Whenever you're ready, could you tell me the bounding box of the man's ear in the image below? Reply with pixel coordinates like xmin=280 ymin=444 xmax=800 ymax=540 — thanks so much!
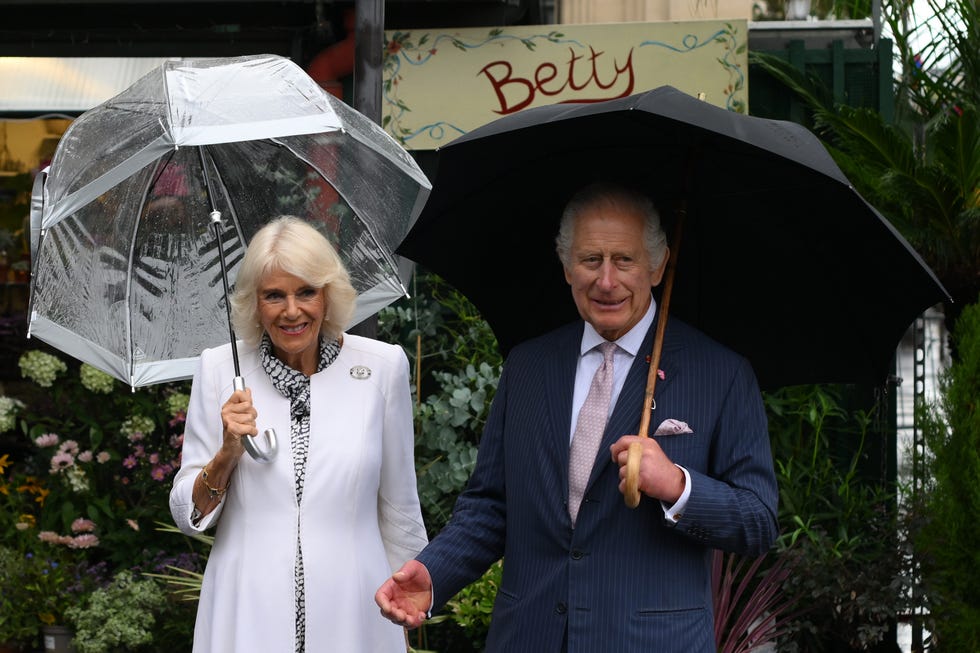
xmin=650 ymin=247 xmax=670 ymax=287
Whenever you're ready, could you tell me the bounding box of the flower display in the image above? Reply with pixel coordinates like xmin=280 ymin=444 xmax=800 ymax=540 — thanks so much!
xmin=0 ymin=347 xmax=205 ymax=649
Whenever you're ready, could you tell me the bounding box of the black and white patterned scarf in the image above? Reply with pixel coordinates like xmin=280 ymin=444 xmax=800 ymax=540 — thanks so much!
xmin=259 ymin=333 xmax=341 ymax=653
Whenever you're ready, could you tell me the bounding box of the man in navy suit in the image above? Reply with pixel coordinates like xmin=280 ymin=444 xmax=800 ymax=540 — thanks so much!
xmin=376 ymin=182 xmax=779 ymax=652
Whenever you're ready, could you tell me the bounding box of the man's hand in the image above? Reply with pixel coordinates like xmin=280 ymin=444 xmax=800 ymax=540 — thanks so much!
xmin=375 ymin=559 xmax=433 ymax=629
xmin=610 ymin=435 xmax=685 ymax=503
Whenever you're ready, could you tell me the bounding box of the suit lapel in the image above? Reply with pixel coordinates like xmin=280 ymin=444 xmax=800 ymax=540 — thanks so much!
xmin=539 ymin=323 xmax=582 ymax=471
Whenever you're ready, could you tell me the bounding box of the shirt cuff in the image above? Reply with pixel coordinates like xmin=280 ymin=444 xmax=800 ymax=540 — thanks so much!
xmin=661 ymin=464 xmax=691 ymax=524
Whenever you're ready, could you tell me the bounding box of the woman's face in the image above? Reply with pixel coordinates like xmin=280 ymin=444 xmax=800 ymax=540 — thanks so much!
xmin=257 ymin=268 xmax=327 ymax=375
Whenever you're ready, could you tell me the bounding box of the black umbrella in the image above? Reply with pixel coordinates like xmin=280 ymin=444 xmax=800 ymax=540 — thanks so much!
xmin=398 ymin=85 xmax=949 ymax=393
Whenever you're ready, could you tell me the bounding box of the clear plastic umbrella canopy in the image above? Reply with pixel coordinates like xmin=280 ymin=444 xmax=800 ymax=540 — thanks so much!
xmin=29 ymin=54 xmax=430 ymax=388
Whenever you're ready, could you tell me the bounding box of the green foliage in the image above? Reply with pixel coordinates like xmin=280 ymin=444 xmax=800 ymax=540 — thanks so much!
xmin=750 ymin=0 xmax=980 ymax=330
xmin=65 ymin=570 xmax=167 ymax=653
xmin=764 ymin=385 xmax=907 ymax=651
xmin=444 ymin=558 xmax=503 ymax=651
xmin=0 ymin=544 xmax=42 ymax=648
xmin=378 ymin=270 xmax=502 ymax=536
xmin=912 ymin=298 xmax=980 ymax=650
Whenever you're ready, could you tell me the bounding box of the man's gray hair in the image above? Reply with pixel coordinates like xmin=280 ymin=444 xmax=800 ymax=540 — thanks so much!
xmin=554 ymin=181 xmax=668 ymax=270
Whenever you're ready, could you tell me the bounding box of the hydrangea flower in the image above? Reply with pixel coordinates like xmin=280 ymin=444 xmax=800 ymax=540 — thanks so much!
xmin=80 ymin=364 xmax=116 ymax=394
xmin=18 ymin=350 xmax=68 ymax=388
xmin=166 ymin=392 xmax=190 ymax=416
xmin=120 ymin=415 xmax=155 ymax=440
xmin=0 ymin=395 xmax=25 ymax=432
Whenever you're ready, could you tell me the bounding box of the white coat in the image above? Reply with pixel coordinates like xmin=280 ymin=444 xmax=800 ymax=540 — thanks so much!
xmin=170 ymin=334 xmax=428 ymax=652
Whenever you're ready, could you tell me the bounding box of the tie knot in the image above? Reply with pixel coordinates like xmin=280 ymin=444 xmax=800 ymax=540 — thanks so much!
xmin=598 ymin=341 xmax=617 ymax=362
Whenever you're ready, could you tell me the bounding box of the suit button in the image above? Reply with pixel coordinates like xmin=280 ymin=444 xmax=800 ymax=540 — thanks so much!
xmin=555 ymin=602 xmax=567 ymax=615
xmin=571 ymin=550 xmax=584 ymax=560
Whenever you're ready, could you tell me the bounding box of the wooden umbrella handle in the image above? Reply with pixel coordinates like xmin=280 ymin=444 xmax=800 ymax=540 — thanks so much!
xmin=624 ymin=204 xmax=684 ymax=508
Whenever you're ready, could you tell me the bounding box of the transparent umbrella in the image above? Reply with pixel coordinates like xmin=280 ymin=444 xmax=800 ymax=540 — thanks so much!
xmin=29 ymin=54 xmax=429 ymax=388
xmin=28 ymin=54 xmax=431 ymax=461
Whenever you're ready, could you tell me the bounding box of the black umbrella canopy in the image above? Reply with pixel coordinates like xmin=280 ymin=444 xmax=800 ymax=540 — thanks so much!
xmin=398 ymin=86 xmax=950 ymax=390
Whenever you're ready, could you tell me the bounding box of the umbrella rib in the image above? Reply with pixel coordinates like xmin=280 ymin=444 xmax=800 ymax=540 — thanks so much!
xmin=272 ymin=137 xmax=408 ymax=298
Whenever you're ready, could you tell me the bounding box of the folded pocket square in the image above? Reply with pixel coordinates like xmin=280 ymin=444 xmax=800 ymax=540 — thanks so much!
xmin=654 ymin=419 xmax=693 ymax=436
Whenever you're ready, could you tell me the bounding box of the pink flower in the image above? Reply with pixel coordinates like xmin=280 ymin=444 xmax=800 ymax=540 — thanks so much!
xmin=38 ymin=530 xmax=59 ymax=543
xmin=149 ymin=452 xmax=160 ymax=464
xmin=122 ymin=455 xmax=138 ymax=469
xmin=77 ymin=450 xmax=93 ymax=463
xmin=169 ymin=411 xmax=186 ymax=428
xmin=59 ymin=440 xmax=80 ymax=455
xmin=35 ymin=433 xmax=60 ymax=447
xmin=69 ymin=534 xmax=99 ymax=549
xmin=50 ymin=451 xmax=75 ymax=473
xmin=150 ymin=465 xmax=167 ymax=481
xmin=38 ymin=530 xmax=71 ymax=545
xmin=96 ymin=451 xmax=111 ymax=464
xmin=71 ymin=518 xmax=97 ymax=533
xmin=128 ymin=432 xmax=145 ymax=442
xmin=133 ymin=445 xmax=146 ymax=458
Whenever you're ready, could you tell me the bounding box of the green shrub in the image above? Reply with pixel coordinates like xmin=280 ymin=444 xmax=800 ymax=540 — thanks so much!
xmin=912 ymin=298 xmax=980 ymax=650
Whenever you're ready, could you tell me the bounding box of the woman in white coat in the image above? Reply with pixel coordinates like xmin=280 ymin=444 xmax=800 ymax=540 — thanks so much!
xmin=170 ymin=216 xmax=427 ymax=653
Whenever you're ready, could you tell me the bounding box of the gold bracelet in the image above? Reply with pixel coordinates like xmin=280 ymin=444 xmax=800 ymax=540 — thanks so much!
xmin=201 ymin=465 xmax=228 ymax=501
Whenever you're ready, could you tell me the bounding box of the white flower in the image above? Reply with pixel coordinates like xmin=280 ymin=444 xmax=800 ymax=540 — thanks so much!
xmin=0 ymin=395 xmax=25 ymax=432
xmin=120 ymin=414 xmax=156 ymax=439
xmin=18 ymin=350 xmax=68 ymax=387
xmin=80 ymin=363 xmax=116 ymax=394
xmin=166 ymin=392 xmax=190 ymax=416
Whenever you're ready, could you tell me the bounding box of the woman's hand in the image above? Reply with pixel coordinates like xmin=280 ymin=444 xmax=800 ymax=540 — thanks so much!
xmin=220 ymin=387 xmax=257 ymax=456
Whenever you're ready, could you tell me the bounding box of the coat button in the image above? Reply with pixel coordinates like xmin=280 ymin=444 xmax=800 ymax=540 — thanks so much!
xmin=555 ymin=602 xmax=567 ymax=615
xmin=571 ymin=549 xmax=584 ymax=560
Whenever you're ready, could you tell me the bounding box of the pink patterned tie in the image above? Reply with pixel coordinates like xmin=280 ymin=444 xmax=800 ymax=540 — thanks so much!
xmin=568 ymin=341 xmax=616 ymax=524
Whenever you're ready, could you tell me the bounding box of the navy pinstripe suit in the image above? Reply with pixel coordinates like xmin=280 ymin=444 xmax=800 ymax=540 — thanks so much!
xmin=417 ymin=314 xmax=779 ymax=653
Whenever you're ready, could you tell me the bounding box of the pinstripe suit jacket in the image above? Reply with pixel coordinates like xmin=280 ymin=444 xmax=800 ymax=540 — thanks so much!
xmin=417 ymin=315 xmax=779 ymax=653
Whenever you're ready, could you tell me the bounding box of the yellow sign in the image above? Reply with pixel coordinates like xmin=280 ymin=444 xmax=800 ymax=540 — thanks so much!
xmin=383 ymin=20 xmax=748 ymax=150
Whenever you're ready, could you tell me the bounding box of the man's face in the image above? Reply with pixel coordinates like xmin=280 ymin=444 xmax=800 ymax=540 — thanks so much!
xmin=563 ymin=201 xmax=667 ymax=341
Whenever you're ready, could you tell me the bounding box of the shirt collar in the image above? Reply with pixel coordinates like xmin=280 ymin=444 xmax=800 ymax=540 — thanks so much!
xmin=579 ymin=295 xmax=657 ymax=357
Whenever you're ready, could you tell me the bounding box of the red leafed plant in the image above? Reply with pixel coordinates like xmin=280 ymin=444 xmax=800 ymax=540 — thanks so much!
xmin=712 ymin=544 xmax=809 ymax=653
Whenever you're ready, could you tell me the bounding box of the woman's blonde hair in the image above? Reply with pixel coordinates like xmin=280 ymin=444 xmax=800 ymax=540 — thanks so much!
xmin=230 ymin=216 xmax=357 ymax=347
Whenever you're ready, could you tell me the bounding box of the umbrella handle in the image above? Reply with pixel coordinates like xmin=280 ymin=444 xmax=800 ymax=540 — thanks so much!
xmin=624 ymin=200 xmax=686 ymax=508
xmin=234 ymin=377 xmax=278 ymax=463
xmin=624 ymin=441 xmax=644 ymax=508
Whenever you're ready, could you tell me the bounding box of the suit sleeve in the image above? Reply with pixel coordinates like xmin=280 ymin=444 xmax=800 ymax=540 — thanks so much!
xmin=671 ymin=358 xmax=779 ymax=556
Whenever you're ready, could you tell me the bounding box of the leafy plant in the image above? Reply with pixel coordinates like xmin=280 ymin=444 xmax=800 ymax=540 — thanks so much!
xmin=65 ymin=570 xmax=167 ymax=653
xmin=750 ymin=0 xmax=980 ymax=337
xmin=764 ymin=385 xmax=908 ymax=651
xmin=378 ymin=271 xmax=501 ymax=535
xmin=910 ymin=296 xmax=980 ymax=649
xmin=0 ymin=544 xmax=41 ymax=648
xmin=712 ymin=546 xmax=808 ymax=653
xmin=443 ymin=558 xmax=503 ymax=651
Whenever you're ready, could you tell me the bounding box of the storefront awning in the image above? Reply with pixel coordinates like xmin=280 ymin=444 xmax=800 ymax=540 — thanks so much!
xmin=0 ymin=57 xmax=182 ymax=114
